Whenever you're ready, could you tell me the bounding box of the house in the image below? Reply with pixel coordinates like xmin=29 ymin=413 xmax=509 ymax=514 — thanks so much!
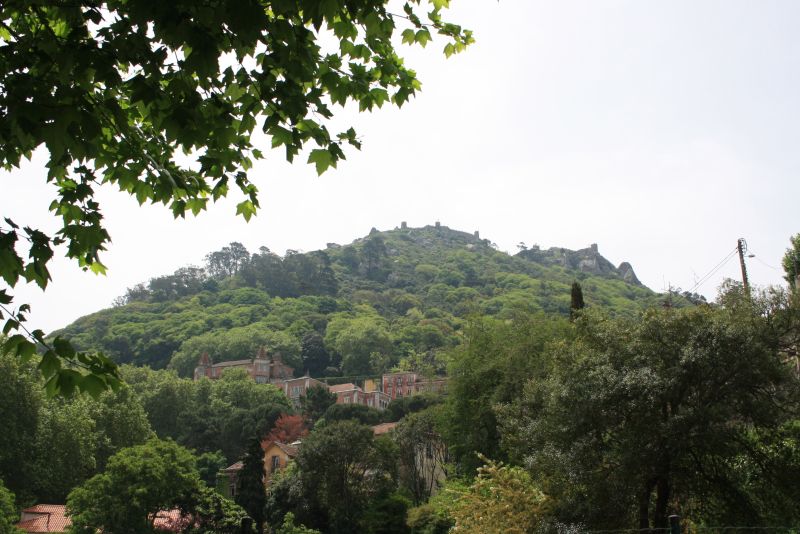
xmin=362 ymin=390 xmax=391 ymax=410
xmin=16 ymin=505 xmax=197 ymax=533
xmin=218 ymin=441 xmax=300 ymax=498
xmin=278 ymin=376 xmax=328 ymax=407
xmin=261 ymin=441 xmax=299 ymax=485
xmin=217 ymin=461 xmax=244 ymax=499
xmin=329 ymin=382 xmax=364 ymax=404
xmin=381 ymin=372 xmax=448 ymax=400
xmin=16 ymin=505 xmax=71 ymax=533
xmin=193 ymin=348 xmax=294 ymax=384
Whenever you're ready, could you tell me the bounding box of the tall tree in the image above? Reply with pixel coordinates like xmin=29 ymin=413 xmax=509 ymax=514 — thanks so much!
xmin=783 ymin=233 xmax=800 ymax=291
xmin=0 ymin=350 xmax=41 ymax=502
xmin=442 ymin=313 xmax=570 ymax=474
xmin=206 ymin=242 xmax=251 ymax=279
xmin=0 ymin=479 xmax=20 ymax=534
xmin=296 ymin=421 xmax=397 ymax=533
xmin=300 ymin=386 xmax=337 ymax=426
xmin=449 ymin=458 xmax=547 ymax=534
xmin=0 ymin=1 xmax=472 ymax=393
xmin=300 ymin=332 xmax=330 ymax=377
xmin=498 ymin=305 xmax=800 ymax=529
xmin=569 ymin=281 xmax=585 ymax=320
xmin=236 ymin=437 xmax=267 ymax=534
xmin=67 ymin=438 xmax=205 ymax=534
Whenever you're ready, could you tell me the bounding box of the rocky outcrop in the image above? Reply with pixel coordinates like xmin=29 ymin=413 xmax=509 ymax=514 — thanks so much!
xmin=516 ymin=243 xmax=643 ymax=286
xmin=617 ymin=262 xmax=641 ymax=285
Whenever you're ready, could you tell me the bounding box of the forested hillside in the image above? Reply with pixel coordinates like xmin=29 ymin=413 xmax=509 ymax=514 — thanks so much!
xmin=54 ymin=224 xmax=688 ymax=378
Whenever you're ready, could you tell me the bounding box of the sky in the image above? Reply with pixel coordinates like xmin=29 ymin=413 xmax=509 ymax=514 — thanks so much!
xmin=2 ymin=0 xmax=799 ymax=334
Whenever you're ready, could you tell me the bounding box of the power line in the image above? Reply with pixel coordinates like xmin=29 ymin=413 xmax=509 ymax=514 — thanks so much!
xmin=686 ymin=247 xmax=738 ymax=295
xmin=747 ymin=249 xmax=781 ymax=271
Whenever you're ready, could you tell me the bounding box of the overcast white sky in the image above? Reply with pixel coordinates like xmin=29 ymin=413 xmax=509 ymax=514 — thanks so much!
xmin=2 ymin=0 xmax=799 ymax=334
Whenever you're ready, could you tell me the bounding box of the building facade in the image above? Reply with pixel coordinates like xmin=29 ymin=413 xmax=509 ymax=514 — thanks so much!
xmin=193 ymin=348 xmax=294 ymax=384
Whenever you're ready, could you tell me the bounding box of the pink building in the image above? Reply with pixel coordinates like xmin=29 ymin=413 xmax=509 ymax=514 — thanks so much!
xmin=329 ymin=382 xmax=390 ymax=410
xmin=381 ymin=372 xmax=448 ymax=400
xmin=193 ymin=348 xmax=294 ymax=384
xmin=278 ymin=376 xmax=328 ymax=406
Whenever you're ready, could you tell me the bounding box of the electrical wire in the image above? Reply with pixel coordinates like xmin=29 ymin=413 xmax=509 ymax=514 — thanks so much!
xmin=685 ymin=247 xmax=738 ymax=295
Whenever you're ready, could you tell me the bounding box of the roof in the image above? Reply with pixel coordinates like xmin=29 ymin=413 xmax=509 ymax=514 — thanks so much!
xmin=210 ymin=359 xmax=253 ymax=368
xmin=372 ymin=422 xmax=398 ymax=435
xmin=264 ymin=441 xmax=299 ymax=458
xmin=153 ymin=509 xmax=194 ymax=532
xmin=329 ymin=383 xmax=359 ymax=393
xmin=221 ymin=461 xmax=243 ymax=473
xmin=17 ymin=505 xmax=71 ymax=533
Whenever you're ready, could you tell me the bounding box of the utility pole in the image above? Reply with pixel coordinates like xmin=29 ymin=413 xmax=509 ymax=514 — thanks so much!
xmin=737 ymin=238 xmax=750 ymax=294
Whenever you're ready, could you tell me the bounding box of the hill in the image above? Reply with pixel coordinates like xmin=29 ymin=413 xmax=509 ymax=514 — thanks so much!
xmin=54 ymin=224 xmax=682 ymax=377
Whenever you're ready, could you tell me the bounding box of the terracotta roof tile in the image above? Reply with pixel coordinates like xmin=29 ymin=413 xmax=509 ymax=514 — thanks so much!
xmin=153 ymin=508 xmax=194 ymax=532
xmin=17 ymin=505 xmax=71 ymax=533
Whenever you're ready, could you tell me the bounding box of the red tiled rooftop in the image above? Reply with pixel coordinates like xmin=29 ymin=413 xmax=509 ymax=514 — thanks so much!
xmin=222 ymin=460 xmax=243 ymax=472
xmin=17 ymin=505 xmax=71 ymax=533
xmin=263 ymin=440 xmax=299 ymax=458
xmin=153 ymin=508 xmax=194 ymax=532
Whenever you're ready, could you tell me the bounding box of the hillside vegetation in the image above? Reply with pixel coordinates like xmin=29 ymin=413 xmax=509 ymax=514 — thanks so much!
xmin=55 ymin=224 xmax=686 ymax=377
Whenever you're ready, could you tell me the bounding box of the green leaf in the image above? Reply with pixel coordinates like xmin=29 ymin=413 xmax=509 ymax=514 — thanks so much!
xmin=53 ymin=337 xmax=76 ymax=359
xmin=80 ymin=373 xmax=107 ymax=398
xmin=39 ymin=351 xmax=62 ymax=378
xmin=236 ymin=200 xmax=257 ymax=222
xmin=415 ymin=29 xmax=432 ymax=47
xmin=89 ymin=261 xmax=107 ymax=275
xmin=401 ymin=29 xmax=416 ymax=45
xmin=307 ymin=149 xmax=333 ymax=176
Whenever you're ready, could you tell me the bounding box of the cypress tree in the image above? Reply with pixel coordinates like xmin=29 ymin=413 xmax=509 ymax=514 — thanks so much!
xmin=236 ymin=436 xmax=266 ymax=533
xmin=570 ymin=281 xmax=585 ymax=321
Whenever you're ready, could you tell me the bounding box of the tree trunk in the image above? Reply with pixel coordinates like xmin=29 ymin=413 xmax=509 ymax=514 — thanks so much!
xmin=654 ymin=477 xmax=671 ymax=529
xmin=638 ymin=479 xmax=656 ymax=530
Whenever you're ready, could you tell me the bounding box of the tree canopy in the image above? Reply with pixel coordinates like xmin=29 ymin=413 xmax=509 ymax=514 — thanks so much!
xmin=497 ymin=303 xmax=800 ymax=528
xmin=0 ymin=0 xmax=472 ymax=395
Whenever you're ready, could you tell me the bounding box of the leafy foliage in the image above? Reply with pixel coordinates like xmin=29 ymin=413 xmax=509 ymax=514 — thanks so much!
xmin=295 ymin=421 xmax=398 ymax=533
xmin=497 ymin=304 xmax=800 ymax=528
xmin=783 ymin=233 xmax=800 ymax=290
xmin=300 ymin=385 xmax=337 ymax=425
xmin=235 ymin=437 xmax=267 ymax=533
xmin=67 ymin=438 xmax=206 ymax=534
xmin=275 ymin=512 xmax=321 ymax=534
xmin=55 ymin=226 xmax=672 ymax=380
xmin=121 ymin=366 xmax=290 ymax=463
xmin=0 ymin=0 xmax=472 ymax=393
xmin=0 ymin=479 xmax=20 ymax=534
xmin=450 ymin=457 xmax=548 ymax=534
xmin=441 ymin=312 xmax=571 ymax=474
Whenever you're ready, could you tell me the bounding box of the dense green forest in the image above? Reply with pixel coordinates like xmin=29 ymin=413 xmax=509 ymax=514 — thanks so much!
xmin=55 ymin=225 xmax=692 ymax=379
xmin=1 ymin=231 xmax=799 ymax=533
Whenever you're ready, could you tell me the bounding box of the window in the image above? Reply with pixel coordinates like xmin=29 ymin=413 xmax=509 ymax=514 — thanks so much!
xmin=291 ymin=386 xmax=300 ymax=397
xmin=271 ymin=455 xmax=280 ymax=472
